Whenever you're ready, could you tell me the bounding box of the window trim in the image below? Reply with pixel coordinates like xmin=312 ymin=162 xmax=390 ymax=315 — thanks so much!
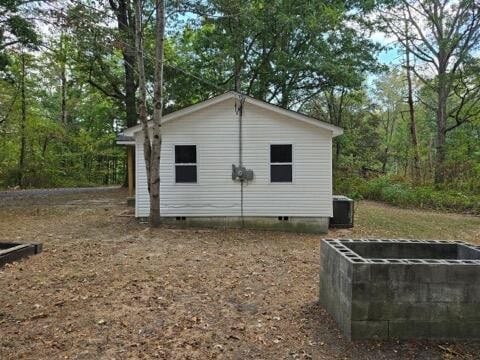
xmin=173 ymin=144 xmax=198 ymax=184
xmin=269 ymin=143 xmax=294 ymax=184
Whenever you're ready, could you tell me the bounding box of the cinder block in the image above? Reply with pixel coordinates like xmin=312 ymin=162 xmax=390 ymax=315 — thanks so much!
xmin=351 ymin=321 xmax=389 ymax=340
xmin=367 ymin=302 xmax=433 ymax=321
xmin=389 ymin=321 xmax=432 ymax=339
xmin=351 ymin=300 xmax=369 ymax=320
xmin=392 ymin=282 xmax=429 ymax=302
xmin=369 ymin=264 xmax=390 ymax=281
xmin=352 ymin=282 xmax=395 ymax=301
xmin=466 ymin=285 xmax=480 ymax=301
xmin=33 ymin=242 xmax=43 ymax=254
xmin=429 ymin=265 xmax=448 ymax=283
xmin=428 ymin=283 xmax=467 ymax=302
xmin=319 ymin=239 xmax=480 ymax=340
xmin=444 ymin=303 xmax=480 ymax=321
xmin=352 ymin=263 xmax=370 ymax=283
xmin=427 ymin=321 xmax=480 ymax=339
xmin=0 ymin=242 xmax=42 ymax=267
xmin=446 ymin=265 xmax=480 ymax=284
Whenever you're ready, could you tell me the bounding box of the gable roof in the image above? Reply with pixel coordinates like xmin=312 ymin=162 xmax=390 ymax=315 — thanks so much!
xmin=120 ymin=91 xmax=343 ymax=138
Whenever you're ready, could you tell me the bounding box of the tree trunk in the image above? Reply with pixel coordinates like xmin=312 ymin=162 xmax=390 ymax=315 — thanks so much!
xmin=434 ymin=59 xmax=448 ymax=184
xmin=434 ymin=91 xmax=447 ymax=184
xmin=381 ymin=110 xmax=391 ymax=174
xmin=134 ymin=0 xmax=151 ymax=190
xmin=149 ymin=0 xmax=165 ymax=227
xmin=60 ymin=67 xmax=67 ymax=124
xmin=118 ymin=0 xmax=137 ymax=128
xmin=109 ymin=0 xmax=138 ymax=127
xmin=18 ymin=53 xmax=27 ymax=187
xmin=234 ymin=55 xmax=241 ymax=92
xmin=111 ymin=0 xmax=137 ymax=192
xmin=134 ymin=0 xmax=164 ymax=227
xmin=59 ymin=33 xmax=68 ymax=125
xmin=327 ymin=88 xmax=345 ymax=165
xmin=280 ymin=83 xmax=289 ymax=108
xmin=405 ymin=33 xmax=421 ymax=183
xmin=42 ymin=136 xmax=49 ymax=157
xmin=124 ymin=52 xmax=137 ymax=128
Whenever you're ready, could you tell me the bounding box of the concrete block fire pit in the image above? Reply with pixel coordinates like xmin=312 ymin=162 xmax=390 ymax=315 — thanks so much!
xmin=0 ymin=242 xmax=42 ymax=267
xmin=319 ymin=239 xmax=480 ymax=340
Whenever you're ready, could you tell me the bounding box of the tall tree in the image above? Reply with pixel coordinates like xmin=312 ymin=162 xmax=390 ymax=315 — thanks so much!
xmin=177 ymin=0 xmax=381 ymax=108
xmin=108 ymin=0 xmax=137 ymax=127
xmin=150 ymin=0 xmax=165 ymax=226
xmin=372 ymin=70 xmax=405 ymax=174
xmin=58 ymin=33 xmax=68 ymax=124
xmin=134 ymin=0 xmax=164 ymax=226
xmin=404 ymin=21 xmax=421 ymax=182
xmin=18 ymin=52 xmax=27 ymax=186
xmin=380 ymin=0 xmax=480 ymax=183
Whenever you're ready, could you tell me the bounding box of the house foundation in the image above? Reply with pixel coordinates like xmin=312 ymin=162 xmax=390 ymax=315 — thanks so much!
xmin=139 ymin=216 xmax=329 ymax=233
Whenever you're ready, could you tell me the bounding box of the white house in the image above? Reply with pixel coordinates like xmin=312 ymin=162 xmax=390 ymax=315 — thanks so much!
xmin=118 ymin=91 xmax=343 ymax=233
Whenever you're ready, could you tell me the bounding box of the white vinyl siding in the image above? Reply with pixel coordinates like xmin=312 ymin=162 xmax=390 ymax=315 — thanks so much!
xmin=135 ymin=135 xmax=149 ymax=217
xmin=135 ymin=99 xmax=240 ymax=217
xmin=242 ymin=104 xmax=332 ymax=217
xmin=134 ymin=97 xmax=333 ymax=218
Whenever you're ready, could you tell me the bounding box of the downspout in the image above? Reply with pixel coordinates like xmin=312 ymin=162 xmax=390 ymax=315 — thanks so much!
xmin=236 ymin=94 xmax=246 ymax=225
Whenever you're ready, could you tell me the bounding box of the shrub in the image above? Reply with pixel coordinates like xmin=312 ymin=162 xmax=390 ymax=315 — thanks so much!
xmin=334 ymin=175 xmax=480 ymax=215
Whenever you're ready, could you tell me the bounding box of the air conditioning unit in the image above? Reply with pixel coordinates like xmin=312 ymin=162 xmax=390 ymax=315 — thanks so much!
xmin=330 ymin=195 xmax=354 ymax=228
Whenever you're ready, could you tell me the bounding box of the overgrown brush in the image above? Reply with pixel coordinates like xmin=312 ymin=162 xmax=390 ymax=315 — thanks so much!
xmin=335 ymin=175 xmax=480 ymax=215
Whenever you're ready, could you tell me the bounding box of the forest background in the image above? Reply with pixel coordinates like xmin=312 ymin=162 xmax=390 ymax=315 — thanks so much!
xmin=1 ymin=0 xmax=479 ymax=214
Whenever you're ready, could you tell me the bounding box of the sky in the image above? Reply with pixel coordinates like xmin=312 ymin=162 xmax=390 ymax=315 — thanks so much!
xmin=365 ymin=32 xmax=402 ymax=89
xmin=369 ymin=28 xmax=402 ymax=66
xmin=378 ymin=47 xmax=402 ymax=65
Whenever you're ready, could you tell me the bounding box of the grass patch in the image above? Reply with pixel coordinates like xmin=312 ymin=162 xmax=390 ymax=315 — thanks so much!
xmin=350 ymin=201 xmax=480 ymax=242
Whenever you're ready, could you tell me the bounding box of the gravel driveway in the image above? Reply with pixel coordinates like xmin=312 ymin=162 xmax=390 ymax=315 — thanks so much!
xmin=0 ymin=186 xmax=121 ymax=206
xmin=0 ymin=186 xmax=120 ymax=199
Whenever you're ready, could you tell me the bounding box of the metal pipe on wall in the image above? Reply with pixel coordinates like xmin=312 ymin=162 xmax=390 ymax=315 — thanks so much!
xmin=236 ymin=94 xmax=246 ymax=225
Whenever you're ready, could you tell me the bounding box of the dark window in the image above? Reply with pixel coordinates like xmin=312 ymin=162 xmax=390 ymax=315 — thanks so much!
xmin=270 ymin=144 xmax=292 ymax=182
xmin=175 ymin=145 xmax=197 ymax=183
xmin=271 ymin=144 xmax=292 ymax=163
xmin=175 ymin=165 xmax=197 ymax=183
xmin=175 ymin=145 xmax=196 ymax=163
xmin=271 ymin=164 xmax=292 ymax=182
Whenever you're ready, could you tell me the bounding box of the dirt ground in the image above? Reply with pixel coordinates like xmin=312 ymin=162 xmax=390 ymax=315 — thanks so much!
xmin=0 ymin=188 xmax=479 ymax=359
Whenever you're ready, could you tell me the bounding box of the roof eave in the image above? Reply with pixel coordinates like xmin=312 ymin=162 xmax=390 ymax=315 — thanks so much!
xmin=332 ymin=128 xmax=343 ymax=137
xmin=116 ymin=140 xmax=135 ymax=146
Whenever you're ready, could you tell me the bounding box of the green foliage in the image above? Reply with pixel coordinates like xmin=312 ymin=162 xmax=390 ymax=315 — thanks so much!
xmin=0 ymin=0 xmax=479 ymax=201
xmin=335 ymin=176 xmax=480 ymax=215
xmin=0 ymin=0 xmax=39 ymax=70
xmin=167 ymin=0 xmax=381 ymax=108
xmin=0 ymin=47 xmax=125 ymax=189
